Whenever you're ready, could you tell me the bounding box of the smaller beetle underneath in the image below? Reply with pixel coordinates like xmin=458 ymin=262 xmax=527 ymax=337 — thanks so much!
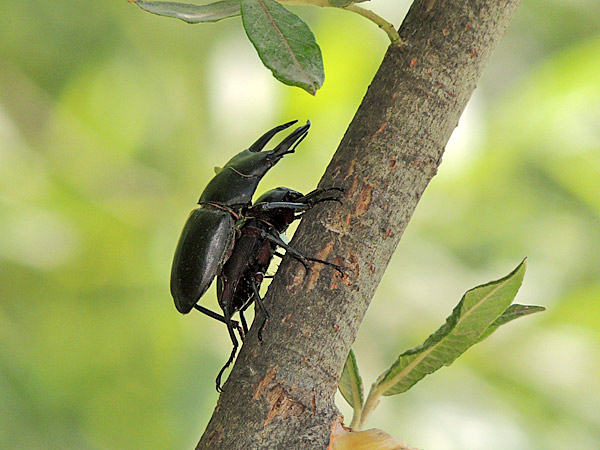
xmin=170 ymin=121 xmax=343 ymax=392
xmin=213 ymin=186 xmax=343 ymax=391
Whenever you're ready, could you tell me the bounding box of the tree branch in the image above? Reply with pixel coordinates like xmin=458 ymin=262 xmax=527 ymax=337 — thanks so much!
xmin=197 ymin=0 xmax=521 ymax=447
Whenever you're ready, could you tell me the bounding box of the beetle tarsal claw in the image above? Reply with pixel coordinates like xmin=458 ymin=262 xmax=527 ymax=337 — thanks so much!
xmin=257 ymin=318 xmax=269 ymax=342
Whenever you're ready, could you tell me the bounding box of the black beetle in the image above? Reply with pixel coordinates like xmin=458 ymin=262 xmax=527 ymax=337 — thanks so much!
xmin=170 ymin=120 xmax=343 ymax=391
xmin=213 ymin=187 xmax=343 ymax=390
xmin=170 ymin=120 xmax=309 ymax=316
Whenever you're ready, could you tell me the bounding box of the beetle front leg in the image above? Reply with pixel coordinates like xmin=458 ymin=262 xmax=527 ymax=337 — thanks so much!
xmin=247 ymin=201 xmax=311 ymax=214
xmin=296 ymin=187 xmax=344 ymax=206
xmin=260 ymin=230 xmax=344 ymax=276
xmin=247 ymin=189 xmax=343 ymax=215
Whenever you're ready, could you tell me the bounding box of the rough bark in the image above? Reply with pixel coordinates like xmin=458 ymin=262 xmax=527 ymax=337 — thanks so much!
xmin=197 ymin=0 xmax=521 ymax=448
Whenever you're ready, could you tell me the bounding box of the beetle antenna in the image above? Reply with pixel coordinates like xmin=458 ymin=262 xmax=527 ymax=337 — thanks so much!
xmin=248 ymin=120 xmax=298 ymax=153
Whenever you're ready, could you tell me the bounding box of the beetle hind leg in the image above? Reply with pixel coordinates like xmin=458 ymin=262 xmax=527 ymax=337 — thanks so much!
xmin=193 ymin=304 xmax=245 ymax=339
xmin=215 ymin=316 xmax=239 ymax=393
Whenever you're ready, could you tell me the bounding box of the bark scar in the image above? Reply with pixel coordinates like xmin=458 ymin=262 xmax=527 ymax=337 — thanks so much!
xmin=372 ymin=123 xmax=387 ymax=140
xmin=306 ymin=241 xmax=337 ymax=290
xmin=205 ymin=425 xmax=224 ymax=446
xmin=344 ymin=160 xmax=357 ymax=180
xmin=355 ymin=182 xmax=374 ymax=216
xmin=264 ymin=384 xmax=306 ymax=425
xmin=253 ymin=366 xmax=278 ymax=401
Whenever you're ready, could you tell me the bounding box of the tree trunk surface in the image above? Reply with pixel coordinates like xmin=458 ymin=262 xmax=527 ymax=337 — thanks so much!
xmin=197 ymin=0 xmax=521 ymax=448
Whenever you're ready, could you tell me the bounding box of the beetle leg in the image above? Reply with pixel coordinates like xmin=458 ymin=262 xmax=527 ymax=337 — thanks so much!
xmin=239 ymin=310 xmax=249 ymax=337
xmin=296 ymin=187 xmax=344 ymax=206
xmin=215 ymin=315 xmax=239 ymax=393
xmin=193 ymin=304 xmax=244 ymax=338
xmin=248 ymin=188 xmax=343 ymax=215
xmin=260 ymin=230 xmax=344 ymax=276
xmin=247 ymin=201 xmax=312 ymax=214
xmin=193 ymin=304 xmax=242 ymax=333
xmin=273 ymin=251 xmax=285 ymax=259
xmin=251 ymin=277 xmax=269 ymax=342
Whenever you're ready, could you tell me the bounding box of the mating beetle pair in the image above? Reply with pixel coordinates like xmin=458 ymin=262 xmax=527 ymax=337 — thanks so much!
xmin=170 ymin=120 xmax=342 ymax=391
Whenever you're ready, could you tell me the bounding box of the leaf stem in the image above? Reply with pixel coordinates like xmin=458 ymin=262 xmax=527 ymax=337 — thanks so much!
xmin=342 ymin=4 xmax=402 ymax=45
xmin=356 ymin=383 xmax=382 ymax=430
xmin=349 ymin=409 xmax=361 ymax=430
xmin=348 ymin=376 xmax=363 ymax=429
xmin=278 ymin=0 xmax=331 ymax=8
xmin=276 ymin=0 xmax=402 ymax=45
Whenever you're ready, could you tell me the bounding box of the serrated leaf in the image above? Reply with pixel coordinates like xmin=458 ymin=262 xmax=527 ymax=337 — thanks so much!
xmin=339 ymin=349 xmax=364 ymax=411
xmin=132 ymin=0 xmax=241 ymax=23
xmin=477 ymin=303 xmax=545 ymax=342
xmin=376 ymin=259 xmax=527 ymax=396
xmin=241 ymin=0 xmax=324 ymax=94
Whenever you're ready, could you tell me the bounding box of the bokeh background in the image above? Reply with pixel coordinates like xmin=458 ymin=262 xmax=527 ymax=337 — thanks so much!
xmin=1 ymin=0 xmax=599 ymax=449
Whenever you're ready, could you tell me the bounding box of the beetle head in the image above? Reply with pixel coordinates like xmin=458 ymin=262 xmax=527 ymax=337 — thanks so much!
xmin=254 ymin=187 xmax=303 ymax=204
xmin=199 ymin=121 xmax=310 ymax=206
xmin=253 ymin=187 xmax=304 ymax=233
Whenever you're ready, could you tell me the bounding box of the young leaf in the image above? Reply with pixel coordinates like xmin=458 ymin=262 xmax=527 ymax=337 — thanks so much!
xmin=132 ymin=0 xmax=241 ymax=24
xmin=476 ymin=303 xmax=545 ymax=342
xmin=339 ymin=349 xmax=364 ymax=411
xmin=375 ymin=259 xmax=527 ymax=396
xmin=241 ymin=0 xmax=324 ymax=94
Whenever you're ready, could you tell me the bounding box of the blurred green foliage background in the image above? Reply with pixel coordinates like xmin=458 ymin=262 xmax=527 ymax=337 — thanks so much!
xmin=1 ymin=1 xmax=598 ymax=449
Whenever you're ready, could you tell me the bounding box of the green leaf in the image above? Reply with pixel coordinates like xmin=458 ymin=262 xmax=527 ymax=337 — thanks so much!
xmin=132 ymin=0 xmax=241 ymax=24
xmin=376 ymin=259 xmax=527 ymax=396
xmin=339 ymin=349 xmax=364 ymax=411
xmin=477 ymin=303 xmax=545 ymax=342
xmin=241 ymin=0 xmax=324 ymax=94
xmin=327 ymin=0 xmax=356 ymax=7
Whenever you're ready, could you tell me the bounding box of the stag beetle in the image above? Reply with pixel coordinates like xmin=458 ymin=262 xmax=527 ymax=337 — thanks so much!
xmin=170 ymin=120 xmax=343 ymax=391
xmin=213 ymin=186 xmax=343 ymax=390
xmin=171 ymin=120 xmax=309 ymax=315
